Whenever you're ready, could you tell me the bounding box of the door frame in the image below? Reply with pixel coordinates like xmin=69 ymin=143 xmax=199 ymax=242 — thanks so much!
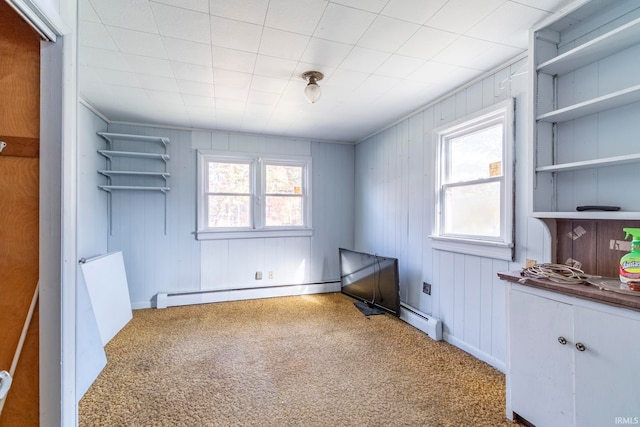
xmin=6 ymin=1 xmax=78 ymax=426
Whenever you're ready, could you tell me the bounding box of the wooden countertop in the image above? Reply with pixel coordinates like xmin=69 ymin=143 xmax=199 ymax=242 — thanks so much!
xmin=498 ymin=271 xmax=640 ymax=313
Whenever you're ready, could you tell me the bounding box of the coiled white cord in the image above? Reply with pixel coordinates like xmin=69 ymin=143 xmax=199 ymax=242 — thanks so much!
xmin=520 ymin=263 xmax=595 ymax=284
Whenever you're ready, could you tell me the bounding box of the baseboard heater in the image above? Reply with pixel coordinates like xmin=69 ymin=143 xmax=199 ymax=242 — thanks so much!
xmin=155 ymin=281 xmax=340 ymax=309
xmin=399 ymin=302 xmax=442 ymax=341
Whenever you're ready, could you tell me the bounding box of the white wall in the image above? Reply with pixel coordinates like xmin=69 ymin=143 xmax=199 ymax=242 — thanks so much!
xmin=101 ymin=124 xmax=355 ymax=307
xmin=354 ymin=56 xmax=551 ymax=371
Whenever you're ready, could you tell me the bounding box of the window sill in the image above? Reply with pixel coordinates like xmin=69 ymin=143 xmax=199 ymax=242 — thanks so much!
xmin=429 ymin=235 xmax=513 ymax=261
xmin=196 ymin=228 xmax=313 ymax=240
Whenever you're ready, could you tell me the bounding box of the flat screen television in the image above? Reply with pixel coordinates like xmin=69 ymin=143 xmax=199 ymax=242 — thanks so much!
xmin=339 ymin=248 xmax=400 ymax=317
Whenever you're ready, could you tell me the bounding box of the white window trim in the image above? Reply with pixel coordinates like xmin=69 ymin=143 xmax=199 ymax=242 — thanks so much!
xmin=430 ymin=98 xmax=515 ymax=261
xmin=196 ymin=150 xmax=312 ymax=240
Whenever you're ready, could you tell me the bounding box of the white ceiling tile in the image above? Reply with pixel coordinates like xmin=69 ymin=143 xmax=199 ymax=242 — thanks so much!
xmin=211 ymin=16 xmax=263 ymax=53
xmin=313 ymin=3 xmax=376 ymax=45
xmin=215 ymin=86 xmax=249 ymax=102
xmin=250 ymin=75 xmax=289 ymax=94
xmin=124 ymin=54 xmax=174 ymax=78
xmin=247 ymin=90 xmax=281 ymax=106
xmin=432 ymin=36 xmax=500 ymax=69
xmin=358 ymin=16 xmax=420 ymax=53
xmin=514 ymin=0 xmax=572 ymax=12
xmin=151 ymin=0 xmax=209 ymax=13
xmin=146 ymin=90 xmax=185 ymax=106
xmin=324 ymin=68 xmax=369 ymax=90
xmin=265 ymin=0 xmax=327 ymax=35
xmin=80 ymin=0 xmax=101 ymax=23
xmin=108 ymin=26 xmax=167 ymax=58
xmin=138 ymin=75 xmax=180 ymax=92
xmin=301 ymin=38 xmax=352 ymax=68
xmin=177 ymin=80 xmax=216 ymax=97
xmin=211 ymin=46 xmax=258 ymax=73
xmin=89 ymin=0 xmax=158 ymax=33
xmin=80 ymin=46 xmax=131 ymax=71
xmin=216 ymin=98 xmax=247 ymax=110
xmin=425 ymin=0 xmax=504 ymax=34
xmin=259 ymin=28 xmax=310 ymax=61
xmin=396 ymin=26 xmax=458 ymax=60
xmin=79 ymin=0 xmax=570 ymax=142
xmin=209 ymin=0 xmax=269 ymax=24
xmin=254 ymin=55 xmax=299 ymax=79
xmin=330 ymin=0 xmax=388 ymax=13
xmin=352 ymin=74 xmax=402 ymax=101
xmin=84 ymin=85 xmax=151 ymax=115
xmin=467 ymin=2 xmax=550 ymax=47
xmin=171 ymin=61 xmax=214 ymax=83
xmin=467 ymin=43 xmax=524 ymax=71
xmin=381 ymin=0 xmax=448 ymax=24
xmin=408 ymin=61 xmax=479 ymax=85
xmin=163 ymin=37 xmax=213 ymax=67
xmin=182 ymin=94 xmax=216 ymax=108
xmin=340 ymin=47 xmax=391 ymax=73
xmin=214 ymin=69 xmax=253 ymax=90
xmin=151 ymin=3 xmax=210 ymax=43
xmin=79 ymin=22 xmax=118 ymax=50
xmin=376 ymin=54 xmax=426 ymax=78
xmin=212 ymin=47 xmax=257 ymax=73
xmin=82 ymin=66 xmax=142 ymax=87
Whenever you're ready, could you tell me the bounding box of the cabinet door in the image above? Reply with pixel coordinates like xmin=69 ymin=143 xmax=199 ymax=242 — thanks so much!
xmin=574 ymin=307 xmax=640 ymax=427
xmin=510 ymin=289 xmax=574 ymax=426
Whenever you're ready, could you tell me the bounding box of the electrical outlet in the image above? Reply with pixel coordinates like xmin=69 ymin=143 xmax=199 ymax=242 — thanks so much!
xmin=269 ymin=271 xmax=274 ymax=279
xmin=255 ymin=271 xmax=262 ymax=280
xmin=525 ymin=259 xmax=537 ymax=268
xmin=422 ymin=282 xmax=431 ymax=295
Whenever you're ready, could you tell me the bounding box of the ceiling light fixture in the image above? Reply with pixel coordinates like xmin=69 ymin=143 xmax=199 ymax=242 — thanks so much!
xmin=302 ymin=71 xmax=324 ymax=104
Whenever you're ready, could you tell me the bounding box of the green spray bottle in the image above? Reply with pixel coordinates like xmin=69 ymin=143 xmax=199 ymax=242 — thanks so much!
xmin=619 ymin=228 xmax=640 ymax=283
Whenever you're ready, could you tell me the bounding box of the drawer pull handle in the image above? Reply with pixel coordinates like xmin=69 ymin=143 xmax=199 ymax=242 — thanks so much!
xmin=576 ymin=342 xmax=586 ymax=352
xmin=558 ymin=336 xmax=567 ymax=345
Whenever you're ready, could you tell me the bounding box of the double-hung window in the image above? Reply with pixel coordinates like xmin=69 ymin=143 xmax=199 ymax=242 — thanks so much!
xmin=197 ymin=151 xmax=312 ymax=240
xmin=431 ymin=98 xmax=514 ymax=260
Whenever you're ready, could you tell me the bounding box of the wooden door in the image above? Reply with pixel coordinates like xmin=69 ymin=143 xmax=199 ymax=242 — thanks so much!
xmin=0 ymin=2 xmax=41 ymax=426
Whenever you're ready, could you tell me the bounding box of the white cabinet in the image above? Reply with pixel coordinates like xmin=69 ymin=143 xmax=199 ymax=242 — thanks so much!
xmin=530 ymin=0 xmax=640 ymax=219
xmin=507 ymin=285 xmax=640 ymax=426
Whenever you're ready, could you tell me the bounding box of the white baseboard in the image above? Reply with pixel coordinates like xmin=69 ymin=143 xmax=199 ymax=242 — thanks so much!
xmin=154 ymin=282 xmax=341 ymax=309
xmin=399 ymin=303 xmax=443 ymax=341
xmin=443 ymin=332 xmax=506 ymax=373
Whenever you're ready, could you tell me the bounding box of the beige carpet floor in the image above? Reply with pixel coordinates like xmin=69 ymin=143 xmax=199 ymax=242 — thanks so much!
xmin=79 ymin=292 xmax=517 ymax=426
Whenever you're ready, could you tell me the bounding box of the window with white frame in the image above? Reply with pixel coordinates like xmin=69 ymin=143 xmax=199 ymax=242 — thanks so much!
xmin=197 ymin=151 xmax=312 ymax=240
xmin=431 ymin=98 xmax=514 ymax=261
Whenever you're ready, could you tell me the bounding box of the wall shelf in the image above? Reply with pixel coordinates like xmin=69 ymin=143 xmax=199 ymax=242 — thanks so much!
xmin=98 ymin=185 xmax=170 ymax=193
xmin=537 ymin=16 xmax=640 ymax=76
xmin=536 ymin=153 xmax=640 ymax=172
xmin=530 ymin=0 xmax=640 ymax=218
xmin=98 ymin=150 xmax=170 ymax=161
xmin=98 ymin=170 xmax=171 ymax=178
xmin=536 ymin=84 xmax=640 ymax=123
xmin=96 ymin=132 xmax=171 ymax=233
xmin=97 ymin=132 xmax=170 ymax=147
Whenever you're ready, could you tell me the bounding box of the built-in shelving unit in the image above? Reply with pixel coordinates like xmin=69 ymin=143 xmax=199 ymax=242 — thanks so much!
xmin=530 ymin=0 xmax=640 ymax=219
xmin=97 ymin=132 xmax=171 ymax=232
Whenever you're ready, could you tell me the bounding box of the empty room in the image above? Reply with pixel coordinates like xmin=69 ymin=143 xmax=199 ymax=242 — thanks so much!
xmin=1 ymin=0 xmax=640 ymax=426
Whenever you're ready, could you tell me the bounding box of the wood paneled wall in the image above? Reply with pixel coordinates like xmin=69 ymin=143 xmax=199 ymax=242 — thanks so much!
xmin=102 ymin=124 xmax=355 ymax=307
xmin=354 ymin=57 xmax=551 ymax=371
xmin=0 ymin=2 xmax=41 ymax=425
